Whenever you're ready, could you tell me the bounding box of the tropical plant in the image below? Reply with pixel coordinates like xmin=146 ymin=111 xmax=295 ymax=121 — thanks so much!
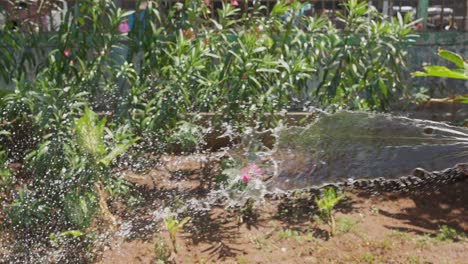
xmin=413 ymin=49 xmax=468 ymax=80
xmin=314 ymin=188 xmax=344 ymax=237
xmin=5 ymin=107 xmax=136 ymax=231
xmin=75 ymin=107 xmax=137 ymax=166
xmin=413 ymin=49 xmax=468 ymax=103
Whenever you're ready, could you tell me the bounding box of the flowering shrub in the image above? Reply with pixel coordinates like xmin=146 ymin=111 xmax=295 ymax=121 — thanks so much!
xmin=0 ymin=1 xmax=418 ymax=255
xmin=218 ymin=161 xmax=269 ymax=209
xmin=240 ymin=163 xmax=264 ymax=184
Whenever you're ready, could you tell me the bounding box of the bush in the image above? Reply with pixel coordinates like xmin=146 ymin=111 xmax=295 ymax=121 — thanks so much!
xmin=0 ymin=0 xmax=417 ymax=249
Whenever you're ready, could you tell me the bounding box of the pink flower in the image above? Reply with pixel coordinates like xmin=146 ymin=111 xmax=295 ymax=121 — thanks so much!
xmin=241 ymin=174 xmax=250 ymax=183
xmin=63 ymin=50 xmax=70 ymax=57
xmin=417 ymin=23 xmax=423 ymax=29
xmin=241 ymin=163 xmax=264 ymax=178
xmin=204 ymin=0 xmax=210 ymax=6
xmin=182 ymin=29 xmax=195 ymax=40
xmin=118 ymin=20 xmax=130 ymax=33
xmin=230 ymin=0 xmax=239 ymax=7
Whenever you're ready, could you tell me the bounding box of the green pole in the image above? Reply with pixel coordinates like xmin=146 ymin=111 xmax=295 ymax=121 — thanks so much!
xmin=417 ymin=0 xmax=429 ymax=28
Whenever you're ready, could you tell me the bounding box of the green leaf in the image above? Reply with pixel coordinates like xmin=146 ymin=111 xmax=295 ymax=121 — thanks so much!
xmin=75 ymin=107 xmax=106 ymax=157
xmin=438 ymin=49 xmax=464 ymax=68
xmin=122 ymin=10 xmax=136 ymax=18
xmin=271 ymin=1 xmax=289 ymax=17
xmin=413 ymin=66 xmax=468 ymax=80
xmin=98 ymin=138 xmax=138 ymax=166
xmin=59 ymin=230 xmax=84 ymax=237
xmin=0 ymin=88 xmax=12 ymax=99
xmin=178 ymin=217 xmax=191 ymax=228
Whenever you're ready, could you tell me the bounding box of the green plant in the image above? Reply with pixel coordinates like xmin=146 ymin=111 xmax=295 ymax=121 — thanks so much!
xmin=63 ymin=192 xmax=97 ymax=230
xmin=335 ymin=217 xmax=358 ymax=234
xmin=0 ymin=0 xmax=419 ymax=257
xmin=413 ymin=49 xmax=468 ymax=103
xmin=163 ymin=214 xmax=190 ymax=253
xmin=6 ymin=188 xmax=48 ymax=229
xmin=435 ymin=225 xmax=466 ymax=242
xmin=49 ymin=230 xmax=84 ymax=247
xmin=360 ymin=252 xmax=376 ymax=263
xmin=219 ymin=161 xmax=268 ymax=223
xmin=314 ymin=188 xmax=344 ymax=237
xmin=166 ymin=120 xmax=204 ymax=153
xmin=154 ymin=236 xmax=171 ymax=263
xmin=277 ymin=228 xmax=302 ymax=241
xmin=413 ymin=49 xmax=468 ymax=81
xmin=388 ymin=230 xmax=412 ymax=241
xmin=75 ymin=107 xmax=137 ymax=166
xmin=415 ymin=234 xmax=433 ymax=249
xmin=369 ymin=206 xmax=380 ymax=215
xmin=0 ymin=150 xmax=13 ymax=191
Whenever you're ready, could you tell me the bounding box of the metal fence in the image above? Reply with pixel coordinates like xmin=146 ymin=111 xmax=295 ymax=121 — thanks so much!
xmin=1 ymin=0 xmax=467 ymax=31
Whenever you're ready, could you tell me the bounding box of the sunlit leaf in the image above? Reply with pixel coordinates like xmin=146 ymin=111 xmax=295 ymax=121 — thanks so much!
xmin=413 ymin=66 xmax=468 ymax=80
xmin=75 ymin=107 xmax=106 ymax=157
xmin=438 ymin=49 xmax=464 ymax=68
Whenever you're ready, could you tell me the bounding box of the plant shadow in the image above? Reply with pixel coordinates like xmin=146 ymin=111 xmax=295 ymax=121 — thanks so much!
xmin=363 ymin=180 xmax=468 ymax=235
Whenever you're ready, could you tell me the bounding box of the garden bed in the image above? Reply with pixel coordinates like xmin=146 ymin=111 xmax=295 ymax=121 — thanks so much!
xmin=100 ymin=163 xmax=468 ymax=263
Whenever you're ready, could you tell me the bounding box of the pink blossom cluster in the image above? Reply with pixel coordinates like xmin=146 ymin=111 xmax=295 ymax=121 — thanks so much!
xmin=240 ymin=163 xmax=263 ymax=184
xmin=118 ymin=20 xmax=130 ymax=33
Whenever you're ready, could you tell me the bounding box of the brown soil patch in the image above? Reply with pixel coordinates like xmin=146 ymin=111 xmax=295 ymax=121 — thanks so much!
xmin=99 ymin=176 xmax=468 ymax=264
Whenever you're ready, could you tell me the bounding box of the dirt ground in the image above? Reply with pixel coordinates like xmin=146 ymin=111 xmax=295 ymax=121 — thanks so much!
xmin=99 ymin=170 xmax=468 ymax=264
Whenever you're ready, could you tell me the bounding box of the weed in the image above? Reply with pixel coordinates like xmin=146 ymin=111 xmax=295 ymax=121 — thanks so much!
xmin=49 ymin=230 xmax=84 ymax=247
xmin=154 ymin=236 xmax=171 ymax=263
xmin=314 ymin=188 xmax=344 ymax=237
xmin=360 ymin=252 xmax=376 ymax=263
xmin=163 ymin=215 xmax=191 ymax=253
xmin=435 ymin=225 xmax=466 ymax=242
xmin=166 ymin=121 xmax=204 ymax=153
xmin=415 ymin=234 xmax=433 ymax=249
xmin=277 ymin=228 xmax=302 ymax=241
xmin=312 ymin=214 xmax=324 ymax=225
xmin=388 ymin=230 xmax=412 ymax=241
xmin=335 ymin=217 xmax=358 ymax=234
xmin=249 ymin=235 xmax=268 ymax=250
xmin=369 ymin=237 xmax=394 ymax=251
xmin=370 ymin=207 xmax=380 ymax=215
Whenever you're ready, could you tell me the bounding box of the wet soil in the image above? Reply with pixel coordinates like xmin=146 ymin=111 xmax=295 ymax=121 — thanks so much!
xmin=98 ymin=164 xmax=468 ymax=264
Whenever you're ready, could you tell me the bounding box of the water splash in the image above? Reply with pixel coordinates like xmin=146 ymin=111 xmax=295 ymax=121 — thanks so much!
xmin=268 ymin=111 xmax=468 ymax=190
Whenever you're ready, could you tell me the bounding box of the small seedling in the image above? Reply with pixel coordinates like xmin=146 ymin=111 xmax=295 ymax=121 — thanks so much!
xmin=164 ymin=215 xmax=190 ymax=253
xmin=49 ymin=230 xmax=84 ymax=247
xmin=435 ymin=225 xmax=466 ymax=242
xmin=154 ymin=236 xmax=171 ymax=263
xmin=370 ymin=206 xmax=379 ymax=215
xmin=277 ymin=228 xmax=301 ymax=241
xmin=335 ymin=217 xmax=357 ymax=234
xmin=360 ymin=252 xmax=376 ymax=263
xmin=314 ymin=188 xmax=344 ymax=237
xmin=416 ymin=234 xmax=433 ymax=249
